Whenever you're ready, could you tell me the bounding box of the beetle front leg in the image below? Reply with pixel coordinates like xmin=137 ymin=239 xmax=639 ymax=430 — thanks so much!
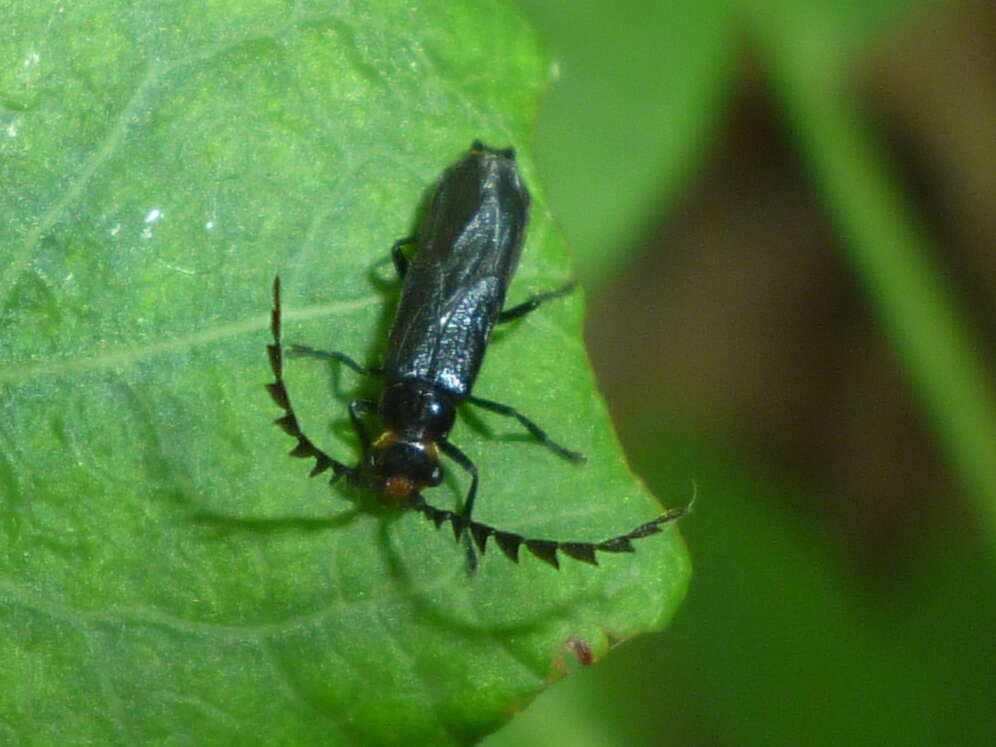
xmin=438 ymin=440 xmax=480 ymax=525
xmin=348 ymin=398 xmax=378 ymax=453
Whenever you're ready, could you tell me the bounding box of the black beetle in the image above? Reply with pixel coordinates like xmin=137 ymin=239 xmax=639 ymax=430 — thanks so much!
xmin=267 ymin=141 xmax=687 ymax=568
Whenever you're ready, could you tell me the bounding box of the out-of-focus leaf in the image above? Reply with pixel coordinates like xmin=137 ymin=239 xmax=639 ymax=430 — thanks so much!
xmin=515 ymin=0 xmax=737 ymax=286
xmin=490 ymin=423 xmax=996 ymax=746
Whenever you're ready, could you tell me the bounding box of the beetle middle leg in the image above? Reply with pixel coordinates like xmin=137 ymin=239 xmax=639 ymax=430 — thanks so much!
xmin=465 ymin=394 xmax=585 ymax=463
xmin=286 ymin=346 xmax=382 ymax=402
xmin=288 ymin=345 xmax=382 ymax=378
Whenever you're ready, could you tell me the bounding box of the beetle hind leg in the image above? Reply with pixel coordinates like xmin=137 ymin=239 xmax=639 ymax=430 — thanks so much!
xmin=390 ymin=235 xmax=418 ymax=278
xmin=465 ymin=394 xmax=585 ymax=463
xmin=498 ymin=281 xmax=576 ymax=324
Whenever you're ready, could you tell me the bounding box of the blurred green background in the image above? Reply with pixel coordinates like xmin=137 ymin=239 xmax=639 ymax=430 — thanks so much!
xmin=490 ymin=0 xmax=996 ymax=745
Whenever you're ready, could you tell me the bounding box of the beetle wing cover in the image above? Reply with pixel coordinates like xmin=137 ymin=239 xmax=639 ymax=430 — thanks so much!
xmin=384 ymin=147 xmax=529 ymax=397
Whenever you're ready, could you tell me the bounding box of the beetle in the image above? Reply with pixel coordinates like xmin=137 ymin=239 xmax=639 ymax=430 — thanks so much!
xmin=266 ymin=141 xmax=687 ymax=568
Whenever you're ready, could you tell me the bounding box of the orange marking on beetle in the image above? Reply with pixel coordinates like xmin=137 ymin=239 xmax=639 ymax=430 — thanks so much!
xmin=424 ymin=439 xmax=439 ymax=461
xmin=385 ymin=475 xmax=415 ymax=501
xmin=373 ymin=430 xmax=399 ymax=450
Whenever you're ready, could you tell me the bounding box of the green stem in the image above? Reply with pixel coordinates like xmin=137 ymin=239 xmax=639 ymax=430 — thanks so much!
xmin=759 ymin=23 xmax=996 ymax=545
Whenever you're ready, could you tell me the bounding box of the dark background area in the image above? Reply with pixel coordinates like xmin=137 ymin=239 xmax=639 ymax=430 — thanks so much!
xmin=490 ymin=0 xmax=996 ymax=744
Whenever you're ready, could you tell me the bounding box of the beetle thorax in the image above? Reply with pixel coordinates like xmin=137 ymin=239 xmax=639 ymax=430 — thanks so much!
xmin=378 ymin=382 xmax=457 ymax=440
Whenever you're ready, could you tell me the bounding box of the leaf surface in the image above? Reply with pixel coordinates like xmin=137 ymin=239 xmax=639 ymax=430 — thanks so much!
xmin=0 ymin=2 xmax=690 ymax=743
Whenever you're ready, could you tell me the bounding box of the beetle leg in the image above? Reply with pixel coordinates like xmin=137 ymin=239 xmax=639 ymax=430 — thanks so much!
xmin=438 ymin=440 xmax=479 ymax=525
xmin=436 ymin=440 xmax=481 ymax=572
xmin=465 ymin=395 xmax=585 ymax=463
xmin=390 ymin=235 xmax=418 ymax=278
xmin=287 ymin=345 xmax=381 ymax=378
xmin=497 ymin=281 xmax=576 ymax=324
xmin=348 ymin=399 xmax=377 ymax=452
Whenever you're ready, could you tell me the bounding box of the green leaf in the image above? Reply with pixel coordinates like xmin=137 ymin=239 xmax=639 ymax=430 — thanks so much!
xmin=0 ymin=1 xmax=690 ymax=743
xmin=517 ymin=0 xmax=737 ymax=287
